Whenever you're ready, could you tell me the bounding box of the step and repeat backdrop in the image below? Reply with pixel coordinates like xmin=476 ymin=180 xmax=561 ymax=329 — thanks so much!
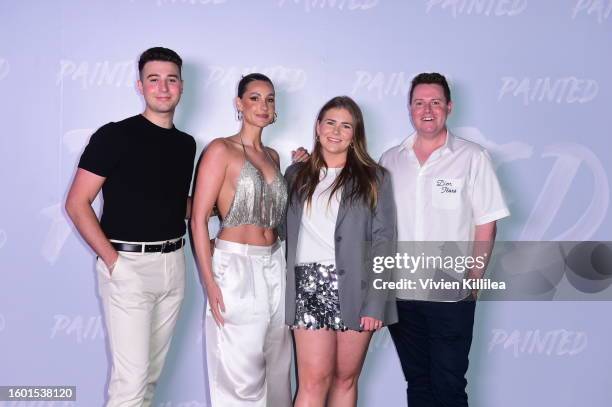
xmin=1 ymin=1 xmax=611 ymax=406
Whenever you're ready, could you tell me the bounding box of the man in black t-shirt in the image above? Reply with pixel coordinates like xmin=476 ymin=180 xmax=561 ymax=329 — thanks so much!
xmin=66 ymin=47 xmax=196 ymax=407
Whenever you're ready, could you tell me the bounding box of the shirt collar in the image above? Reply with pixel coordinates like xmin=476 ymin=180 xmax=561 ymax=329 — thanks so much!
xmin=399 ymin=129 xmax=455 ymax=155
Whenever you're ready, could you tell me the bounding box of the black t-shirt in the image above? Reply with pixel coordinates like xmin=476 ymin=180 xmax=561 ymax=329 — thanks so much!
xmin=79 ymin=114 xmax=196 ymax=241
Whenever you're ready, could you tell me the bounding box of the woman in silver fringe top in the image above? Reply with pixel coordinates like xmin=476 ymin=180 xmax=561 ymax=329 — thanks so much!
xmin=191 ymin=73 xmax=291 ymax=407
xmin=284 ymin=96 xmax=398 ymax=407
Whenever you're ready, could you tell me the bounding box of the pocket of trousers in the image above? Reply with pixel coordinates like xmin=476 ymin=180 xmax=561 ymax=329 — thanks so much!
xmin=96 ymin=254 xmax=126 ymax=280
xmin=211 ymin=250 xmax=230 ymax=282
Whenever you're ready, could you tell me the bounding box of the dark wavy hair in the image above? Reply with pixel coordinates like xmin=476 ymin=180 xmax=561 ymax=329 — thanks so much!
xmin=409 ymin=72 xmax=451 ymax=103
xmin=290 ymin=96 xmax=384 ymax=210
xmin=237 ymin=73 xmax=274 ymax=97
xmin=138 ymin=47 xmax=182 ymax=78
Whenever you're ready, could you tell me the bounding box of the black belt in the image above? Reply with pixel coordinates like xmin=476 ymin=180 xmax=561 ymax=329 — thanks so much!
xmin=111 ymin=238 xmax=185 ymax=253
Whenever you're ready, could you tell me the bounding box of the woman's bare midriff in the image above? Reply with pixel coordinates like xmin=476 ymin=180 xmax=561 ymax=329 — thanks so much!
xmin=218 ymin=224 xmax=278 ymax=246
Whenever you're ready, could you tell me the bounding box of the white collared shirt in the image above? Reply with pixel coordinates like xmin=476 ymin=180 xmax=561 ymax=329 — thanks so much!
xmin=380 ymin=131 xmax=510 ymax=301
xmin=380 ymin=130 xmax=510 ymax=242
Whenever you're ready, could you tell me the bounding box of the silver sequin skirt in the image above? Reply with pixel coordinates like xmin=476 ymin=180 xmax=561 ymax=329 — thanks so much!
xmin=292 ymin=262 xmax=347 ymax=331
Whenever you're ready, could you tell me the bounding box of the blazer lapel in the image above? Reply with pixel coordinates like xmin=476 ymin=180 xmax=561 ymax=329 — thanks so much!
xmin=335 ymin=177 xmax=353 ymax=231
xmin=289 ymin=189 xmax=306 ymax=241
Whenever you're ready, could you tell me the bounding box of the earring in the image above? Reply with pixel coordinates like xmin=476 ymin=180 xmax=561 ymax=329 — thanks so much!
xmin=271 ymin=112 xmax=278 ymax=124
xmin=236 ymin=111 xmax=243 ymax=121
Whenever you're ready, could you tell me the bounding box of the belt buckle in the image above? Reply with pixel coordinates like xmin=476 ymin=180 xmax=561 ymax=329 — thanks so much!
xmin=161 ymin=241 xmax=170 ymax=253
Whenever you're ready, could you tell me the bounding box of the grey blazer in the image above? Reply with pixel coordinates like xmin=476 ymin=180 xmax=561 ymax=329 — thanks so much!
xmin=284 ymin=163 xmax=398 ymax=331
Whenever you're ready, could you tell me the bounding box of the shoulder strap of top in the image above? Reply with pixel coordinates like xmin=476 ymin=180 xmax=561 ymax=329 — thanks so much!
xmin=239 ymin=133 xmax=278 ymax=170
xmin=238 ymin=133 xmax=248 ymax=159
xmin=263 ymin=147 xmax=277 ymax=168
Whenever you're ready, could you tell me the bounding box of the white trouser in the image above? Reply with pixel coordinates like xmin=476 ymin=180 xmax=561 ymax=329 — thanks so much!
xmin=206 ymin=239 xmax=292 ymax=407
xmin=97 ymin=238 xmax=185 ymax=407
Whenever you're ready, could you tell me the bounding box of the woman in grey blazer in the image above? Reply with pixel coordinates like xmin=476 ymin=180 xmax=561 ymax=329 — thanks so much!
xmin=285 ymin=96 xmax=397 ymax=407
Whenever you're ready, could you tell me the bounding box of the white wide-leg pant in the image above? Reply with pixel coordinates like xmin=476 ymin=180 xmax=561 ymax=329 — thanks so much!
xmin=205 ymin=239 xmax=292 ymax=407
xmin=97 ymin=239 xmax=185 ymax=407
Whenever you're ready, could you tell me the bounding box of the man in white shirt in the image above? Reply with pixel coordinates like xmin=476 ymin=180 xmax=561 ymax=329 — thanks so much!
xmin=380 ymin=73 xmax=509 ymax=407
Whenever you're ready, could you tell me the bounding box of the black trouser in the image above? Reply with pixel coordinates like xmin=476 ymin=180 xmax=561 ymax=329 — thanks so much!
xmin=389 ymin=299 xmax=476 ymax=407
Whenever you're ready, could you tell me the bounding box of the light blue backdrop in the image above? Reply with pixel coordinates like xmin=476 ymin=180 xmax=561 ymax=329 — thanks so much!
xmin=1 ymin=1 xmax=611 ymax=406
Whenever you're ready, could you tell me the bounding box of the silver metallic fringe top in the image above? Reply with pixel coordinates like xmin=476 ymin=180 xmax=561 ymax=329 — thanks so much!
xmin=222 ymin=139 xmax=288 ymax=230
